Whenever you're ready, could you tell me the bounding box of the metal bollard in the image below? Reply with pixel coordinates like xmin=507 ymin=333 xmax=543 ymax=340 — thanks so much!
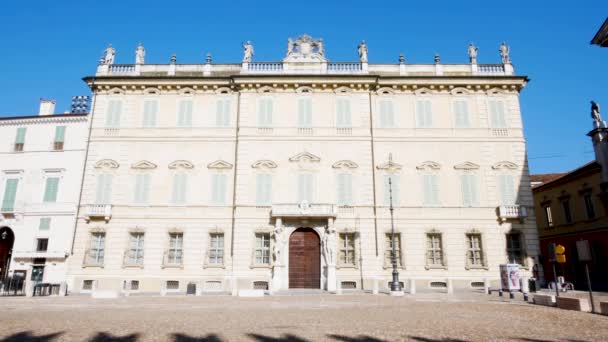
xmin=523 ymin=292 xmax=529 ymax=301
xmin=509 ymin=292 xmax=514 ymax=299
xmin=498 ymin=289 xmax=503 ymax=297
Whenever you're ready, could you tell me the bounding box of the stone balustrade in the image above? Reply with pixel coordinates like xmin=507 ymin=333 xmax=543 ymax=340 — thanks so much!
xmin=247 ymin=62 xmax=283 ymax=72
xmin=477 ymin=64 xmax=505 ymax=74
xmin=498 ymin=205 xmax=527 ymax=223
xmin=84 ymin=204 xmax=112 ymax=222
xmin=271 ymin=203 xmax=337 ymax=218
xmin=327 ymin=62 xmax=362 ymax=72
xmin=108 ymin=64 xmax=136 ymax=74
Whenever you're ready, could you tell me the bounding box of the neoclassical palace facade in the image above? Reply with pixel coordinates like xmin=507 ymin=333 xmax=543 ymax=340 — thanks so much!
xmin=67 ymin=35 xmax=538 ymax=294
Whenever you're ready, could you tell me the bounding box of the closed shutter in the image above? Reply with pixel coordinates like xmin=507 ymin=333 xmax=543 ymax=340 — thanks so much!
xmin=95 ymin=174 xmax=113 ymax=204
xmin=454 ymin=101 xmax=469 ymax=128
xmin=39 ymin=217 xmax=51 ymax=231
xmin=417 ymin=100 xmax=432 ymax=128
xmin=490 ymin=100 xmax=507 ymax=128
xmin=258 ymin=98 xmax=273 ymax=126
xmin=298 ymin=98 xmax=312 ymax=128
xmin=383 ymin=175 xmax=400 ymax=206
xmin=256 ymin=174 xmax=272 ymax=205
xmin=499 ymin=174 xmax=515 ymax=205
xmin=379 ymin=100 xmax=394 ymax=128
xmin=178 ymin=100 xmax=193 ymax=127
xmin=106 ymin=100 xmax=122 ymax=127
xmin=336 ymin=98 xmax=352 ymax=128
xmin=461 ymin=174 xmax=478 ymax=207
xmin=423 ymin=174 xmax=439 ymax=205
xmin=2 ymin=179 xmax=19 ymax=211
xmin=54 ymin=126 xmax=66 ymax=142
xmin=337 ymin=173 xmax=352 ymax=206
xmin=298 ymin=173 xmax=313 ymax=202
xmin=172 ymin=173 xmax=187 ymax=204
xmin=15 ymin=127 xmax=26 ymax=144
xmin=142 ymin=100 xmax=158 ymax=127
xmin=43 ymin=177 xmax=60 ymax=202
xmin=134 ymin=174 xmax=150 ymax=205
xmin=211 ymin=174 xmax=227 ymax=204
xmin=216 ymin=99 xmax=231 ymax=127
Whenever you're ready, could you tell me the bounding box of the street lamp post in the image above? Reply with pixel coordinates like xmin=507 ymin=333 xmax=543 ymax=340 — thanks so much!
xmin=388 ymin=172 xmax=402 ymax=293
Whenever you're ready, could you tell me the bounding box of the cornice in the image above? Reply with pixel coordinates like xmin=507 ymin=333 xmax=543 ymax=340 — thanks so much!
xmin=0 ymin=114 xmax=88 ymax=126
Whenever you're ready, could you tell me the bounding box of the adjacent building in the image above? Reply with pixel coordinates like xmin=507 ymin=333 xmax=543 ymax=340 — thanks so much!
xmin=0 ymin=99 xmax=89 ymax=293
xmin=66 ymin=35 xmax=538 ymax=295
xmin=591 ymin=17 xmax=608 ymax=47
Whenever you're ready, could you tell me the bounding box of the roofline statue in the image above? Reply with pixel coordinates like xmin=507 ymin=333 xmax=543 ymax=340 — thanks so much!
xmin=468 ymin=43 xmax=478 ymax=64
xmin=499 ymin=41 xmax=510 ymax=64
xmin=358 ymin=40 xmax=368 ymax=63
xmin=103 ymin=44 xmax=115 ymax=65
xmin=242 ymin=41 xmax=254 ymax=63
xmin=592 ymin=100 xmax=605 ymax=127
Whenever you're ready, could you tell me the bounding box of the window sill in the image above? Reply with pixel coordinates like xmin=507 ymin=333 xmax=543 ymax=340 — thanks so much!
xmin=382 ymin=265 xmax=406 ymax=270
xmin=203 ymin=264 xmax=226 ymax=269
xmin=336 ymin=264 xmax=358 ymax=270
xmin=161 ymin=264 xmax=183 ymax=269
xmin=82 ymin=264 xmax=104 ymax=269
xmin=250 ymin=264 xmax=272 ymax=269
xmin=122 ymin=264 xmax=144 ymax=269
xmin=465 ymin=265 xmax=488 ymax=270
xmin=425 ymin=265 xmax=448 ymax=270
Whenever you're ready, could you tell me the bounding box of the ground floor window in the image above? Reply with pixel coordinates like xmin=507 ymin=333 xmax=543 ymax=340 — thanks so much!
xmin=426 ymin=233 xmax=444 ymax=267
xmin=339 ymin=233 xmax=356 ymax=266
xmin=384 ymin=233 xmax=402 ymax=267
xmin=506 ymin=232 xmax=523 ymax=265
xmin=254 ymin=233 xmax=270 ymax=265
xmin=466 ymin=233 xmax=484 ymax=267
xmin=209 ymin=233 xmax=224 ymax=265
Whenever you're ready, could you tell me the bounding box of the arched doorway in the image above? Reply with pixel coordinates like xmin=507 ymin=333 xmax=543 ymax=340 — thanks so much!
xmin=289 ymin=228 xmax=320 ymax=289
xmin=0 ymin=227 xmax=15 ymax=281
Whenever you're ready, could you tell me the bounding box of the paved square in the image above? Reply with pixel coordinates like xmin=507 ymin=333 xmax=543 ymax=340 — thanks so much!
xmin=0 ymin=293 xmax=606 ymax=341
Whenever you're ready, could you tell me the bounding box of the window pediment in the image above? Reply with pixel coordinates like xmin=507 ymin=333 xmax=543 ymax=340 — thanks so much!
xmin=168 ymin=160 xmax=194 ymax=170
xmin=94 ymin=159 xmax=119 ymax=169
xmin=289 ymin=152 xmax=321 ymax=163
xmin=207 ymin=160 xmax=233 ymax=169
xmin=492 ymin=161 xmax=518 ymax=170
xmin=454 ymin=162 xmax=480 ymax=170
xmin=332 ymin=160 xmax=358 ymax=169
xmin=131 ymin=160 xmax=157 ymax=170
xmin=377 ymin=161 xmax=402 ymax=172
xmin=252 ymin=160 xmax=278 ymax=169
xmin=376 ymin=87 xmax=395 ymax=95
xmin=416 ymin=161 xmax=441 ymax=171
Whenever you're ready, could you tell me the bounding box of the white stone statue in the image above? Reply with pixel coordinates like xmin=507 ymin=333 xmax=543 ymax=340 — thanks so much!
xmin=592 ymin=101 xmax=602 ymax=123
xmin=317 ymin=39 xmax=325 ymax=56
xmin=468 ymin=43 xmax=478 ymax=64
xmin=322 ymin=226 xmax=336 ymax=266
xmin=358 ymin=40 xmax=368 ymax=63
xmin=499 ymin=41 xmax=510 ymax=64
xmin=242 ymin=41 xmax=254 ymax=63
xmin=135 ymin=43 xmax=145 ymax=65
xmin=103 ymin=44 xmax=115 ymax=65
xmin=287 ymin=38 xmax=295 ymax=55
xmin=273 ymin=224 xmax=286 ymax=265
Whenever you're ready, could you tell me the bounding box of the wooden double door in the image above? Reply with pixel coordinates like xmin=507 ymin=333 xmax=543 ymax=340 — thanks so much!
xmin=289 ymin=228 xmax=321 ymax=289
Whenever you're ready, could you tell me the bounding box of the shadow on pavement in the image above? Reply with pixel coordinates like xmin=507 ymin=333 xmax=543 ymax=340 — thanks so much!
xmin=90 ymin=332 xmax=140 ymax=342
xmin=327 ymin=334 xmax=388 ymax=342
xmin=172 ymin=333 xmax=223 ymax=342
xmin=408 ymin=336 xmax=468 ymax=342
xmin=0 ymin=331 xmax=63 ymax=342
xmin=247 ymin=333 xmax=310 ymax=342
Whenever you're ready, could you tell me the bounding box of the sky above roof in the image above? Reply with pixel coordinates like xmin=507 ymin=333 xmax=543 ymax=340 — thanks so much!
xmin=0 ymin=0 xmax=606 ymax=175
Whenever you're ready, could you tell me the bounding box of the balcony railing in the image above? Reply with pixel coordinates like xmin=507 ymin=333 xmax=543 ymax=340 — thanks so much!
xmin=498 ymin=205 xmax=527 ymax=223
xmin=271 ymin=203 xmax=337 ymax=218
xmin=297 ymin=127 xmax=313 ymax=136
xmin=84 ymin=204 xmax=112 ymax=222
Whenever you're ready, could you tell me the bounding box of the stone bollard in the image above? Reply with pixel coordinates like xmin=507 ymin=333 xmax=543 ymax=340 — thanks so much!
xmin=409 ymin=279 xmax=416 ymax=295
xmin=336 ymin=279 xmax=342 ymax=295
xmin=160 ymin=281 xmax=167 ymax=297
xmin=499 ymin=289 xmax=503 ymax=297
xmin=509 ymin=292 xmax=514 ymax=299
xmin=59 ymin=282 xmax=68 ymax=296
xmin=446 ymin=279 xmax=453 ymax=295
xmin=483 ymin=278 xmax=490 ymax=295
xmin=372 ymin=278 xmax=379 ymax=295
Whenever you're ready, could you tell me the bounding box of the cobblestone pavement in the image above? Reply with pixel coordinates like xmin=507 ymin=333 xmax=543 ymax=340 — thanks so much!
xmin=0 ymin=292 xmax=607 ymax=342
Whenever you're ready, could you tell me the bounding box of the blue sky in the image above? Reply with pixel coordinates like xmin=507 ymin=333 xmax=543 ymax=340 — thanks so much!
xmin=0 ymin=1 xmax=606 ymax=174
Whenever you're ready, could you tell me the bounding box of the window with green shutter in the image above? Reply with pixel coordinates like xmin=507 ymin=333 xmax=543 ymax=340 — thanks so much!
xmin=298 ymin=98 xmax=312 ymax=128
xmin=416 ymin=100 xmax=432 ymax=128
xmin=498 ymin=174 xmax=515 ymax=205
xmin=133 ymin=174 xmax=150 ymax=205
xmin=383 ymin=175 xmax=400 ymax=206
xmin=2 ymin=179 xmax=19 ymax=211
xmin=171 ymin=173 xmax=187 ymax=204
xmin=39 ymin=218 xmax=51 ymax=231
xmin=422 ymin=174 xmax=439 ymax=206
xmin=14 ymin=127 xmax=26 ymax=151
xmin=489 ymin=100 xmax=507 ymax=128
xmin=256 ymin=173 xmax=272 ymax=206
xmin=258 ymin=98 xmax=273 ymax=127
xmin=211 ymin=174 xmax=227 ymax=205
xmin=461 ymin=174 xmax=479 ymax=207
xmin=454 ymin=100 xmax=470 ymax=128
xmin=43 ymin=177 xmax=60 ymax=203
xmin=216 ymin=99 xmax=230 ymax=127
xmin=177 ymin=100 xmax=193 ymax=127
xmin=53 ymin=126 xmax=66 ymax=150
xmin=378 ymin=99 xmax=395 ymax=128
xmin=106 ymin=100 xmax=122 ymax=127
xmin=298 ymin=173 xmax=313 ymax=202
xmin=142 ymin=100 xmax=158 ymax=128
xmin=336 ymin=98 xmax=352 ymax=128
xmin=95 ymin=174 xmax=113 ymax=204
xmin=336 ymin=173 xmax=353 ymax=206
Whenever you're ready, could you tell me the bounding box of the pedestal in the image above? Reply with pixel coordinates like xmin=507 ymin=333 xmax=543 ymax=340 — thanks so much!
xmin=390 ymin=290 xmax=404 ymax=297
xmin=272 ymin=265 xmax=286 ymax=292
xmin=326 ymin=265 xmax=336 ymax=292
xmin=409 ymin=279 xmax=416 ymax=295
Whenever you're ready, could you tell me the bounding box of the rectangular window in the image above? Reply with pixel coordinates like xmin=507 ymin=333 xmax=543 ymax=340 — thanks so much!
xmin=584 ymin=194 xmax=595 ymax=219
xmin=298 ymin=98 xmax=312 ymax=128
xmin=167 ymin=233 xmax=183 ymax=265
xmin=422 ymin=174 xmax=439 ymax=206
xmin=416 ymin=100 xmax=432 ymax=128
xmin=43 ymin=177 xmax=60 ymax=203
xmin=171 ymin=173 xmax=187 ymax=204
xmin=544 ymin=205 xmax=553 ymax=227
xmin=95 ymin=174 xmax=113 ymax=204
xmin=258 ymin=98 xmax=273 ymax=127
xmin=2 ymin=178 xmax=19 ymax=211
xmin=466 ymin=234 xmax=484 ymax=267
xmin=383 ymin=175 xmax=400 ymax=206
xmin=506 ymin=233 xmax=523 ymax=265
xmin=460 ymin=174 xmax=478 ymax=207
xmin=142 ymin=100 xmax=158 ymax=128
xmin=133 ymin=174 xmax=150 ymax=205
xmin=211 ymin=174 xmax=227 ymax=205
xmin=208 ymin=233 xmax=224 ymax=265
xmin=378 ymin=99 xmax=395 ymax=128
xmin=254 ymin=233 xmax=271 ymax=265
xmin=256 ymin=173 xmax=272 ymax=206
xmin=489 ymin=100 xmax=507 ymax=128
xmin=177 ymin=100 xmax=193 ymax=127
xmin=339 ymin=233 xmax=356 ymax=266
xmin=562 ymin=200 xmax=572 ymax=223
xmin=426 ymin=233 xmax=444 ymax=266
xmin=89 ymin=232 xmax=105 ymax=265
xmin=128 ymin=233 xmax=144 ymax=265
xmin=336 ymin=173 xmax=353 ymax=206
xmin=14 ymin=127 xmax=26 ymax=151
xmin=453 ymin=100 xmax=470 ymax=128
xmin=384 ymin=233 xmax=402 ymax=267
xmin=216 ymin=99 xmax=231 ymax=127
xmin=53 ymin=126 xmax=66 ymax=150
xmin=36 ymin=238 xmax=48 ymax=252
xmin=39 ymin=218 xmax=51 ymax=231
xmin=498 ymin=174 xmax=516 ymax=205
xmin=106 ymin=100 xmax=122 ymax=127
xmin=298 ymin=173 xmax=313 ymax=202
xmin=336 ymin=98 xmax=352 ymax=128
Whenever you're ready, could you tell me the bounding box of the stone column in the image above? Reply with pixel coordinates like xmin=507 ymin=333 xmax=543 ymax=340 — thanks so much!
xmin=326 ymin=218 xmax=337 ymax=292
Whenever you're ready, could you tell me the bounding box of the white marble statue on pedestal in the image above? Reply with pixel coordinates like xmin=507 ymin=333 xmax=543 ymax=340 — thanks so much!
xmin=358 ymin=40 xmax=368 ymax=63
xmin=273 ymin=222 xmax=286 ymax=265
xmin=499 ymin=41 xmax=510 ymax=64
xmin=242 ymin=41 xmax=254 ymax=63
xmin=103 ymin=44 xmax=115 ymax=65
xmin=322 ymin=226 xmax=336 ymax=266
xmin=468 ymin=43 xmax=478 ymax=64
xmin=135 ymin=43 xmax=145 ymax=64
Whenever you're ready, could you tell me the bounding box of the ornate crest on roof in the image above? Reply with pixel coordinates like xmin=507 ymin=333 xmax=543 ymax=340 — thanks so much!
xmin=283 ymin=34 xmax=327 ymax=62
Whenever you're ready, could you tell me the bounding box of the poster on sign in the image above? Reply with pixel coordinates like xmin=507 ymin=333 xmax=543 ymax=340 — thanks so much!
xmin=500 ymin=264 xmax=521 ymax=291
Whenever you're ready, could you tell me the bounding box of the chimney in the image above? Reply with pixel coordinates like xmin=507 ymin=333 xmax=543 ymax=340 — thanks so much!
xmin=39 ymin=99 xmax=56 ymax=116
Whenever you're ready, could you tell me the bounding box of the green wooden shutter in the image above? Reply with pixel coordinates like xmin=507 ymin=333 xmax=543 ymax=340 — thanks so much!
xmin=134 ymin=174 xmax=150 ymax=204
xmin=454 ymin=101 xmax=469 ymax=128
xmin=298 ymin=173 xmax=313 ymax=202
xmin=499 ymin=174 xmax=515 ymax=205
xmin=143 ymin=100 xmax=157 ymax=127
xmin=2 ymin=179 xmax=18 ymax=211
xmin=211 ymin=174 xmax=227 ymax=204
xmin=43 ymin=177 xmax=60 ymax=202
xmin=298 ymin=98 xmax=312 ymax=128
xmin=106 ymin=100 xmax=122 ymax=127
xmin=15 ymin=127 xmax=26 ymax=144
xmin=39 ymin=218 xmax=51 ymax=231
xmin=424 ymin=101 xmax=432 ymax=128
xmin=178 ymin=100 xmax=193 ymax=127
xmin=172 ymin=173 xmax=187 ymax=204
xmin=417 ymin=101 xmax=427 ymax=128
xmin=336 ymin=98 xmax=352 ymax=128
xmin=423 ymin=174 xmax=438 ymax=205
xmin=461 ymin=174 xmax=478 ymax=207
xmin=490 ymin=101 xmax=506 ymax=128
xmin=96 ymin=174 xmax=113 ymax=204
xmin=54 ymin=126 xmax=66 ymax=143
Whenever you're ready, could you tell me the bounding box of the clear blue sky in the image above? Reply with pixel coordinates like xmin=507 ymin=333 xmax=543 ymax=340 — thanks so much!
xmin=0 ymin=1 xmax=606 ymax=174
